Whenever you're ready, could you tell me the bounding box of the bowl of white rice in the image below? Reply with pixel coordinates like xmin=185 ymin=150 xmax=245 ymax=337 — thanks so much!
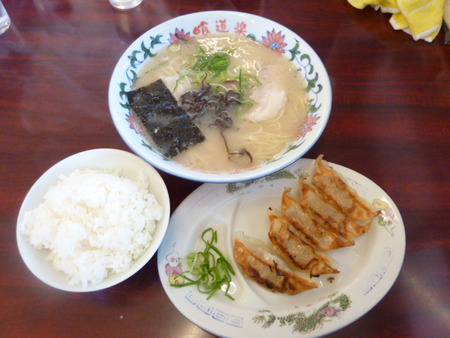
xmin=16 ymin=148 xmax=170 ymax=292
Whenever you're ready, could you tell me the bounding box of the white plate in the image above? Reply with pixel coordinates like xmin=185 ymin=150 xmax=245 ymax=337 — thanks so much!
xmin=157 ymin=158 xmax=405 ymax=337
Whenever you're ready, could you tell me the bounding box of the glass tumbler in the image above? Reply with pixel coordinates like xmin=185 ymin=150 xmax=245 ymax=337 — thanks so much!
xmin=109 ymin=0 xmax=143 ymax=10
xmin=0 ymin=0 xmax=11 ymax=35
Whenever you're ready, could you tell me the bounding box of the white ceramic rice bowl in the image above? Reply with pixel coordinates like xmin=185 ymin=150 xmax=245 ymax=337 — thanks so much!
xmin=16 ymin=148 xmax=170 ymax=292
xmin=109 ymin=11 xmax=332 ymax=183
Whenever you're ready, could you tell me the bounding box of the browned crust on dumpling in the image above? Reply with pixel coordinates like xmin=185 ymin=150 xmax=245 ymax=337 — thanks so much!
xmin=234 ymin=236 xmax=317 ymax=295
xmin=300 ymin=181 xmax=372 ymax=239
xmin=233 ymin=156 xmax=378 ymax=296
xmin=268 ymin=211 xmax=339 ymax=275
xmin=313 ymin=155 xmax=379 ymax=222
xmin=282 ymin=189 xmax=354 ymax=250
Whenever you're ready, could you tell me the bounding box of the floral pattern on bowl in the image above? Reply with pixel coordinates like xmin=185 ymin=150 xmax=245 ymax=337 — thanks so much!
xmin=109 ymin=11 xmax=332 ymax=183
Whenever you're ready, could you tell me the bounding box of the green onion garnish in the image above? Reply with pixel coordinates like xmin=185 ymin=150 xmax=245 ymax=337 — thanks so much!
xmin=170 ymin=227 xmax=236 ymax=300
xmin=238 ymin=69 xmax=261 ymax=97
xmin=192 ymin=52 xmax=230 ymax=78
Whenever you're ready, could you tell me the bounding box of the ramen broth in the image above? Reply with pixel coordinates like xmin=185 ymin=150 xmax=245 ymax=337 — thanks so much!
xmin=134 ymin=34 xmax=309 ymax=173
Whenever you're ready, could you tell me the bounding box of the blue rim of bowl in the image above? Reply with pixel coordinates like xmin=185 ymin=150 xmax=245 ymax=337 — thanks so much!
xmin=109 ymin=11 xmax=332 ymax=183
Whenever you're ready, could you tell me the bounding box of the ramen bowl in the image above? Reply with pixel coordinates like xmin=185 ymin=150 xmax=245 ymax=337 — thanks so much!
xmin=109 ymin=11 xmax=331 ymax=183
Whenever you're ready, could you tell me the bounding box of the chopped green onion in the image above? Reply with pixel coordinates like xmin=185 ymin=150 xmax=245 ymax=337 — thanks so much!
xmin=238 ymin=69 xmax=261 ymax=98
xmin=170 ymin=227 xmax=236 ymax=300
xmin=192 ymin=52 xmax=230 ymax=78
xmin=177 ymin=47 xmax=262 ymax=114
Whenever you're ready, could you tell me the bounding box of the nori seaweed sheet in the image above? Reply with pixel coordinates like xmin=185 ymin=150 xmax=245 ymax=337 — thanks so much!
xmin=127 ymin=79 xmax=205 ymax=158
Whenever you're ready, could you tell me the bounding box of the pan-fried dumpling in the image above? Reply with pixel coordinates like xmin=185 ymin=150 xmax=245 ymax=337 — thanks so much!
xmin=268 ymin=210 xmax=339 ymax=276
xmin=282 ymin=189 xmax=354 ymax=250
xmin=234 ymin=232 xmax=317 ymax=295
xmin=313 ymin=155 xmax=379 ymax=222
xmin=300 ymin=182 xmax=372 ymax=239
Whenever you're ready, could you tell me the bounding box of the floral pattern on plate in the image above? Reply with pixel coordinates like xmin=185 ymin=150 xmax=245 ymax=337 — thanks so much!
xmin=253 ymin=292 xmax=351 ymax=333
xmin=157 ymin=158 xmax=405 ymax=337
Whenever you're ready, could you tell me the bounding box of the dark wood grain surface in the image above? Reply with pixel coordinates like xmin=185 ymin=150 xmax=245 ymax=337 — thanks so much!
xmin=1 ymin=0 xmax=449 ymax=337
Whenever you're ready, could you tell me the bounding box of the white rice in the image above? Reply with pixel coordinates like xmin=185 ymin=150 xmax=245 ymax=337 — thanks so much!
xmin=20 ymin=168 xmax=164 ymax=288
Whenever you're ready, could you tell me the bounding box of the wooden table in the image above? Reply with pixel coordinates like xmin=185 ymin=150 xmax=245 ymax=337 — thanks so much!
xmin=1 ymin=0 xmax=449 ymax=336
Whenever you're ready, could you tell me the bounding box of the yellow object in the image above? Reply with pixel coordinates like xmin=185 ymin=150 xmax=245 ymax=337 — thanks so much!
xmin=348 ymin=0 xmax=401 ymax=12
xmin=348 ymin=0 xmax=446 ymax=42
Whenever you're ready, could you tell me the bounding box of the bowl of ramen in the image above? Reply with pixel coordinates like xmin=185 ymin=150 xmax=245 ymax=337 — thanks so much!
xmin=109 ymin=11 xmax=332 ymax=183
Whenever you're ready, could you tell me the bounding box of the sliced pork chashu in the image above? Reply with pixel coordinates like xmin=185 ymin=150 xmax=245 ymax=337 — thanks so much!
xmin=313 ymin=155 xmax=379 ymax=222
xmin=300 ymin=181 xmax=372 ymax=239
xmin=234 ymin=232 xmax=317 ymax=295
xmin=282 ymin=189 xmax=354 ymax=250
xmin=268 ymin=210 xmax=339 ymax=276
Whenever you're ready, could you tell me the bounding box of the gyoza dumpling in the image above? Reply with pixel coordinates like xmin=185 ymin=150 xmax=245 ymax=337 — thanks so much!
xmin=282 ymin=189 xmax=354 ymax=250
xmin=234 ymin=232 xmax=317 ymax=295
xmin=268 ymin=210 xmax=339 ymax=276
xmin=313 ymin=155 xmax=379 ymax=222
xmin=300 ymin=182 xmax=372 ymax=239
